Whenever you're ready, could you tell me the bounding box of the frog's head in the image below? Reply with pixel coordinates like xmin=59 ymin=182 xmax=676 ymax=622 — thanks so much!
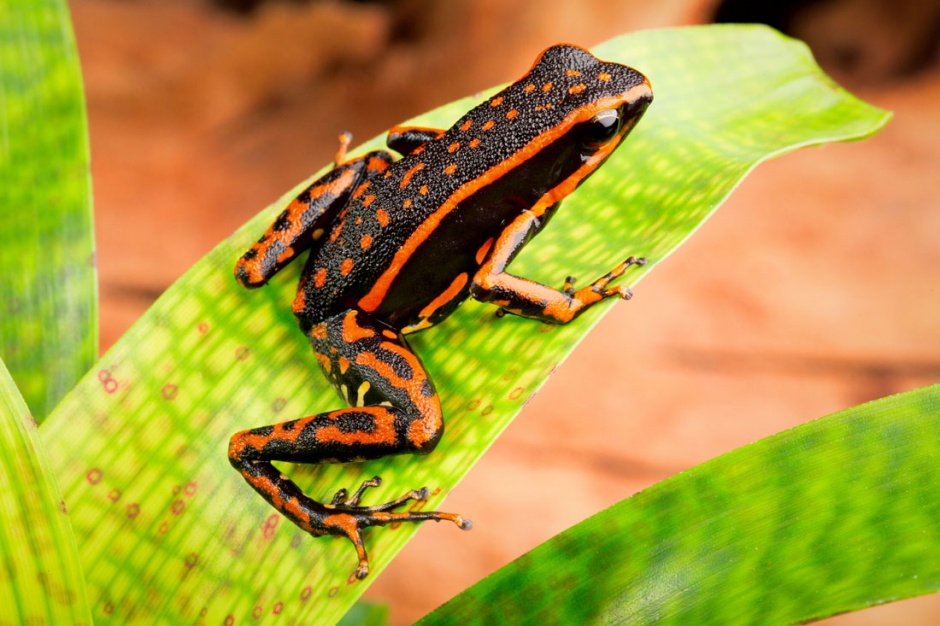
xmin=504 ymin=44 xmax=652 ymax=203
xmin=529 ymin=44 xmax=651 ymax=160
xmin=429 ymin=44 xmax=652 ymax=208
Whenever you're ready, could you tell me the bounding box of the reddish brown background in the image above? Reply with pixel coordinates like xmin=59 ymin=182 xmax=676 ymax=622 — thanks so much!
xmin=70 ymin=0 xmax=940 ymax=623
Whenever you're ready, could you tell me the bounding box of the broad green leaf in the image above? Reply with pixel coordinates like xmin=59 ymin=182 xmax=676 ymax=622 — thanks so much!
xmin=38 ymin=25 xmax=888 ymax=624
xmin=420 ymin=385 xmax=940 ymax=624
xmin=0 ymin=356 xmax=92 ymax=624
xmin=338 ymin=601 xmax=389 ymax=626
xmin=0 ymin=0 xmax=96 ymax=422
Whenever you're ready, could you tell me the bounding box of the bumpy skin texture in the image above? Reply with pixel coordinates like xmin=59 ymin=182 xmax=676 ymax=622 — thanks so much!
xmin=230 ymin=44 xmax=652 ymax=579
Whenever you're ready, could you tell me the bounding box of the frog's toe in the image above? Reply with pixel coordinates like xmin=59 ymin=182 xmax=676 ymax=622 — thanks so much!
xmin=562 ymin=275 xmax=578 ymax=295
xmin=613 ymin=285 xmax=634 ymax=300
xmin=332 ymin=476 xmax=383 ymax=507
xmin=608 ymin=255 xmax=646 ymax=279
xmin=330 ymin=487 xmax=349 ymax=505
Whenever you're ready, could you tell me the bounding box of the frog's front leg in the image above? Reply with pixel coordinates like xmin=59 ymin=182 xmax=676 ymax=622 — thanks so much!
xmin=471 ymin=210 xmax=646 ymax=324
xmin=228 ymin=309 xmax=470 ymax=579
xmin=386 ymin=124 xmax=446 ymax=156
xmin=235 ymin=140 xmax=395 ymax=289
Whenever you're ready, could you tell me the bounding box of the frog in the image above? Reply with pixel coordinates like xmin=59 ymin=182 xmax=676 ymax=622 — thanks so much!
xmin=229 ymin=43 xmax=653 ymax=580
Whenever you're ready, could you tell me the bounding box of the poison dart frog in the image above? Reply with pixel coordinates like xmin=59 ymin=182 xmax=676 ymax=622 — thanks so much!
xmin=229 ymin=44 xmax=652 ymax=580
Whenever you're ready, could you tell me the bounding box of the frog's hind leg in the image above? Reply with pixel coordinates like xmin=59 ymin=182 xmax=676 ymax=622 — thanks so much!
xmin=228 ymin=309 xmax=470 ymax=579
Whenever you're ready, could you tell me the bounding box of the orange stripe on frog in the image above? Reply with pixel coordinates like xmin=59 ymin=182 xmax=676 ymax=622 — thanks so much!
xmin=341 ymin=310 xmax=375 ymax=343
xmin=400 ymin=162 xmax=425 ymax=189
xmin=417 ymin=273 xmax=468 ymax=321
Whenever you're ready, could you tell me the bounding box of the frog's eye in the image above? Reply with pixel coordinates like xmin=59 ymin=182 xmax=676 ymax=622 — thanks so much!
xmin=581 ymin=108 xmax=622 ymax=151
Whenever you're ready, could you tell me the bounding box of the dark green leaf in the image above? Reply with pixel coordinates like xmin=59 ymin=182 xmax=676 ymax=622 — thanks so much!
xmin=339 ymin=601 xmax=389 ymax=626
xmin=420 ymin=385 xmax=940 ymax=625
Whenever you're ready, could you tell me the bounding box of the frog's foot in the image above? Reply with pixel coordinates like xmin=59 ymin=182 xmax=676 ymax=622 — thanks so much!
xmin=583 ymin=255 xmax=647 ymax=300
xmin=325 ymin=476 xmax=472 ymax=579
xmin=331 ymin=475 xmax=426 ymax=510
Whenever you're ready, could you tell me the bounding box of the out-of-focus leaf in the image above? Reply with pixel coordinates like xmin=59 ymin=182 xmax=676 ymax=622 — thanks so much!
xmin=0 ymin=0 xmax=96 ymax=421
xmin=338 ymin=601 xmax=389 ymax=626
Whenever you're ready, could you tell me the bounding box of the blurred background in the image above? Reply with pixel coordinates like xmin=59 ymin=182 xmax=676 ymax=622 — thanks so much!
xmin=70 ymin=0 xmax=940 ymax=622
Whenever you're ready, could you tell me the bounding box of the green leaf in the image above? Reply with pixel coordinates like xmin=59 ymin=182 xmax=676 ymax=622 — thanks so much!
xmin=0 ymin=356 xmax=92 ymax=624
xmin=38 ymin=25 xmax=888 ymax=624
xmin=420 ymin=385 xmax=940 ymax=624
xmin=0 ymin=0 xmax=96 ymax=422
xmin=338 ymin=601 xmax=389 ymax=626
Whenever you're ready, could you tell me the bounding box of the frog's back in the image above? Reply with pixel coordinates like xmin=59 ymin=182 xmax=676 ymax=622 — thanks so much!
xmin=297 ymin=44 xmax=650 ymax=331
